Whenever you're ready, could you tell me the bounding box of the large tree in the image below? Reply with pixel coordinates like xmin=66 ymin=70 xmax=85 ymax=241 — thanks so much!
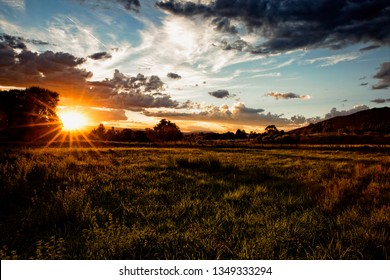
xmin=152 ymin=119 xmax=183 ymax=142
xmin=0 ymin=86 xmax=61 ymax=141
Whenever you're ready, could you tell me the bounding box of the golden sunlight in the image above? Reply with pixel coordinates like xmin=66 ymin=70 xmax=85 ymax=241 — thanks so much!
xmin=58 ymin=111 xmax=88 ymax=131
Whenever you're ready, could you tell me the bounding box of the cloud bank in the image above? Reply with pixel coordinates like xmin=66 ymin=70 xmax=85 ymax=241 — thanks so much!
xmin=87 ymin=69 xmax=184 ymax=111
xmin=0 ymin=36 xmax=188 ymax=113
xmin=0 ymin=36 xmax=91 ymax=91
xmin=325 ymin=105 xmax=369 ymax=119
xmin=157 ymin=0 xmax=390 ymax=53
xmin=0 ymin=33 xmax=50 ymax=50
xmin=143 ymin=102 xmax=298 ymax=129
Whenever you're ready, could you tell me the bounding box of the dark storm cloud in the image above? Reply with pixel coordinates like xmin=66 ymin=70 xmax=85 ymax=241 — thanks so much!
xmin=208 ymin=89 xmax=233 ymax=99
xmin=157 ymin=0 xmax=212 ymax=16
xmin=265 ymin=92 xmax=310 ymax=100
xmin=0 ymin=41 xmax=91 ymax=90
xmin=89 ymin=70 xmax=165 ymax=93
xmin=370 ymin=98 xmax=390 ymax=104
xmin=0 ymin=44 xmax=16 ymax=67
xmin=0 ymin=33 xmax=50 ymax=50
xmin=0 ymin=33 xmax=26 ymax=49
xmin=0 ymin=40 xmax=193 ymax=112
xmin=88 ymin=69 xmax=181 ymax=111
xmin=145 ymin=75 xmax=165 ymax=92
xmin=372 ymin=62 xmax=390 ymax=89
xmin=88 ymin=51 xmax=112 ymax=60
xmin=157 ymin=0 xmax=390 ymax=53
xmin=167 ymin=72 xmax=182 ymax=79
xmin=108 ymin=93 xmax=178 ymax=111
xmin=212 ymin=17 xmax=238 ymax=34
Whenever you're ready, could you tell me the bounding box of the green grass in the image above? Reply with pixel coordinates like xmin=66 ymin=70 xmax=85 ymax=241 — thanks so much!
xmin=0 ymin=147 xmax=389 ymax=259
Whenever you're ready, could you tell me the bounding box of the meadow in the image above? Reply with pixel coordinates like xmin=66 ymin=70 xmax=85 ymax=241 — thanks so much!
xmin=0 ymin=146 xmax=389 ymax=259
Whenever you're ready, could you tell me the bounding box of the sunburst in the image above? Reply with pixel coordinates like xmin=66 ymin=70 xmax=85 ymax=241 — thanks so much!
xmin=58 ymin=111 xmax=88 ymax=131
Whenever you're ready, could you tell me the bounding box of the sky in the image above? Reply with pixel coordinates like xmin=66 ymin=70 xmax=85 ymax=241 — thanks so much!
xmin=0 ymin=0 xmax=389 ymax=133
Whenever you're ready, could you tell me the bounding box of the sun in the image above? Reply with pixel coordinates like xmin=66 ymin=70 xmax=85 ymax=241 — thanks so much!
xmin=58 ymin=111 xmax=88 ymax=131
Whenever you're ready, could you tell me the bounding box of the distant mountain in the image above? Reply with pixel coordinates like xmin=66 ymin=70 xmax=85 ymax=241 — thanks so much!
xmin=289 ymin=107 xmax=390 ymax=135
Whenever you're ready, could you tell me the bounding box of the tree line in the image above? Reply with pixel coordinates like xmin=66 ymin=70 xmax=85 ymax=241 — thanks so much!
xmin=0 ymin=86 xmax=285 ymax=143
xmin=0 ymin=87 xmax=61 ymax=141
xmin=89 ymin=119 xmax=184 ymax=142
xmin=2 ymin=87 xmax=388 ymax=145
xmin=87 ymin=122 xmax=297 ymax=144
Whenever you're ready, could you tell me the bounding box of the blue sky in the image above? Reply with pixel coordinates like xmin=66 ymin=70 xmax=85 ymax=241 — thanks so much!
xmin=1 ymin=0 xmax=389 ymax=132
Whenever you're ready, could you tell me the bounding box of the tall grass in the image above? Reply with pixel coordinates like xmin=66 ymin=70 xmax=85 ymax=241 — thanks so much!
xmin=0 ymin=147 xmax=389 ymax=259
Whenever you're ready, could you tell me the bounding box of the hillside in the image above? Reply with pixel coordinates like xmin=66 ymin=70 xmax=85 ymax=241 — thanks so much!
xmin=289 ymin=107 xmax=390 ymax=135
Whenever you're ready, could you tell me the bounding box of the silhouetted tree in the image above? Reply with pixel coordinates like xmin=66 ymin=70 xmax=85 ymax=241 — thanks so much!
xmin=203 ymin=132 xmax=220 ymax=140
xmin=265 ymin=125 xmax=278 ymax=135
xmin=221 ymin=131 xmax=235 ymax=140
xmin=119 ymin=128 xmax=134 ymax=141
xmin=0 ymin=87 xmax=61 ymax=141
xmin=105 ymin=126 xmax=117 ymax=141
xmin=90 ymin=124 xmax=107 ymax=140
xmin=89 ymin=125 xmax=151 ymax=142
xmin=249 ymin=131 xmax=259 ymax=139
xmin=152 ymin=119 xmax=183 ymax=141
xmin=134 ymin=130 xmax=149 ymax=142
xmin=235 ymin=129 xmax=247 ymax=139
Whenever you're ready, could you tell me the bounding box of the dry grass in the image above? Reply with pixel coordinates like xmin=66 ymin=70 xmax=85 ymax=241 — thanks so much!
xmin=0 ymin=147 xmax=389 ymax=259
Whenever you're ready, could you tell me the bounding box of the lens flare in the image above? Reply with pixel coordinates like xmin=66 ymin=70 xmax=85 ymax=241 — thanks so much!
xmin=58 ymin=111 xmax=87 ymax=131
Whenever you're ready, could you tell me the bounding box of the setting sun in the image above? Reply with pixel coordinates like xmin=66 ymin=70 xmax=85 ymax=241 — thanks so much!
xmin=59 ymin=111 xmax=88 ymax=131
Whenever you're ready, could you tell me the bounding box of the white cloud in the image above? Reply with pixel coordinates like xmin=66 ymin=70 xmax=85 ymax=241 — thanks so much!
xmin=0 ymin=13 xmax=106 ymax=57
xmin=250 ymin=72 xmax=281 ymax=78
xmin=0 ymin=0 xmax=25 ymax=13
xmin=122 ymin=14 xmax=263 ymax=86
xmin=0 ymin=19 xmax=23 ymax=35
xmin=143 ymin=101 xmax=295 ymax=131
xmin=44 ymin=15 xmax=105 ymax=57
xmin=303 ymin=53 xmax=360 ymax=67
xmin=84 ymin=44 xmax=133 ymax=81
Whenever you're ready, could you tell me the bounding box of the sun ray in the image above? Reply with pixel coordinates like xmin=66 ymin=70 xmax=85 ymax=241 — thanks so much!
xmin=58 ymin=111 xmax=88 ymax=131
xmin=36 ymin=106 xmax=101 ymax=155
xmin=31 ymin=125 xmax=62 ymax=142
xmin=44 ymin=130 xmax=64 ymax=149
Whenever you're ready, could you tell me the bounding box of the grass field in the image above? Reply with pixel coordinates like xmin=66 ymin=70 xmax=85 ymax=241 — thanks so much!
xmin=0 ymin=146 xmax=389 ymax=259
